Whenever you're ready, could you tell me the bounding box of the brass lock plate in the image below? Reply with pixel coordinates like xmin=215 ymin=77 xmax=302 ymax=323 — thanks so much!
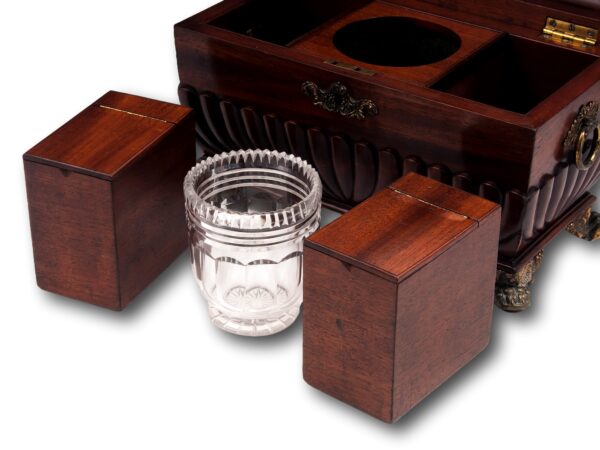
xmin=324 ymin=60 xmax=376 ymax=76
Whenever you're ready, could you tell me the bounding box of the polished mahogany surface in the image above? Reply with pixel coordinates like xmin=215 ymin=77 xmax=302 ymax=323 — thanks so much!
xmin=24 ymin=92 xmax=187 ymax=180
xmin=24 ymin=92 xmax=195 ymax=310
xmin=308 ymin=173 xmax=498 ymax=282
xmin=304 ymin=174 xmax=501 ymax=422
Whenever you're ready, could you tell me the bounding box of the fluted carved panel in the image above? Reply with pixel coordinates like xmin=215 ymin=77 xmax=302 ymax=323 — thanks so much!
xmin=179 ymin=85 xmax=600 ymax=259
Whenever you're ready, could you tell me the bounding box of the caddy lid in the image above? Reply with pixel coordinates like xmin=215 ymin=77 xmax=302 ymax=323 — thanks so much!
xmin=23 ymin=91 xmax=191 ymax=181
xmin=306 ymin=173 xmax=499 ymax=284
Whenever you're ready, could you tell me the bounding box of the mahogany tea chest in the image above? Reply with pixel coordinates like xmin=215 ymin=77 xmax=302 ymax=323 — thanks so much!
xmin=24 ymin=92 xmax=195 ymax=310
xmin=303 ymin=173 xmax=501 ymax=422
xmin=175 ymin=0 xmax=600 ymax=311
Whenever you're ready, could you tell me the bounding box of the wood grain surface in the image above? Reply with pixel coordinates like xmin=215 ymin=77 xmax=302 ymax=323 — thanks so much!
xmin=304 ymin=173 xmax=501 ymax=422
xmin=24 ymin=162 xmax=121 ymax=309
xmin=307 ymin=173 xmax=497 ymax=283
xmin=24 ymin=92 xmax=195 ymax=310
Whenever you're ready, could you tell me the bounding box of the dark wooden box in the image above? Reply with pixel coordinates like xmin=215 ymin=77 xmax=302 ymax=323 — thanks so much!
xmin=175 ymin=0 xmax=600 ymax=287
xmin=24 ymin=92 xmax=196 ymax=310
xmin=303 ymin=173 xmax=501 ymax=422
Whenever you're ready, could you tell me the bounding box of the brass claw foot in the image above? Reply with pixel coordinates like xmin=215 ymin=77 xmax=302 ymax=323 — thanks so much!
xmin=566 ymin=208 xmax=600 ymax=241
xmin=495 ymin=251 xmax=544 ymax=313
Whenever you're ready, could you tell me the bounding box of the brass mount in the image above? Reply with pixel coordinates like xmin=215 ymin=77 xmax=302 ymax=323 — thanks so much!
xmin=543 ymin=17 xmax=598 ymax=48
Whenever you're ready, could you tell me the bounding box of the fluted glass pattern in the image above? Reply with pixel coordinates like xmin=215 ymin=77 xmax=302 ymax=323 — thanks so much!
xmin=184 ymin=150 xmax=322 ymax=336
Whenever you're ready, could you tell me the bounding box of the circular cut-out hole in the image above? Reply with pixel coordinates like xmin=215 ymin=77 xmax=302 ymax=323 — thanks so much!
xmin=333 ymin=17 xmax=461 ymax=67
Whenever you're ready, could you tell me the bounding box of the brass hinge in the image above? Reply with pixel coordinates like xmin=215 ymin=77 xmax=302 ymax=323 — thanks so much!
xmin=543 ymin=17 xmax=598 ymax=48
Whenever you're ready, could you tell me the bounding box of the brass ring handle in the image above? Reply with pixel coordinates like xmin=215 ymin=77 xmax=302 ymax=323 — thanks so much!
xmin=302 ymin=81 xmax=378 ymax=120
xmin=575 ymin=125 xmax=600 ymax=170
xmin=565 ymin=101 xmax=600 ymax=171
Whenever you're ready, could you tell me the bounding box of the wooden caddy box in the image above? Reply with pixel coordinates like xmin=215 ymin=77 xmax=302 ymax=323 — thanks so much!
xmin=23 ymin=92 xmax=196 ymax=310
xmin=303 ymin=173 xmax=501 ymax=423
xmin=175 ymin=0 xmax=600 ymax=311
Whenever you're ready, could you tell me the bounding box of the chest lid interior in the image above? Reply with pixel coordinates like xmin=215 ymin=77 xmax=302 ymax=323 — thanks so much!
xmin=306 ymin=173 xmax=499 ymax=283
xmin=24 ymin=92 xmax=191 ymax=181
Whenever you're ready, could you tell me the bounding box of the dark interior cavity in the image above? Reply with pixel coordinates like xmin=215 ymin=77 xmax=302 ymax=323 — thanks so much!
xmin=333 ymin=17 xmax=462 ymax=67
xmin=433 ymin=35 xmax=598 ymax=114
xmin=210 ymin=0 xmax=369 ymax=46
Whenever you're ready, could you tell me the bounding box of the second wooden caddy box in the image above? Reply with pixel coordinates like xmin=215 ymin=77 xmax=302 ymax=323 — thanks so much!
xmin=303 ymin=173 xmax=501 ymax=422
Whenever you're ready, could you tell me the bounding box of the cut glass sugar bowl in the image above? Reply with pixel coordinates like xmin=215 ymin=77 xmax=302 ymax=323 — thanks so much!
xmin=184 ymin=150 xmax=322 ymax=337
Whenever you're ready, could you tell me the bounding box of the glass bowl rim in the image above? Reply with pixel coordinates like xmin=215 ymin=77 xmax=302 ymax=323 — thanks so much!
xmin=184 ymin=149 xmax=323 ymax=231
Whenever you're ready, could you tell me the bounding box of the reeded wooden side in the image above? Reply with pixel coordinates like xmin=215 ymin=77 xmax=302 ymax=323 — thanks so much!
xmin=179 ymin=86 xmax=600 ymax=261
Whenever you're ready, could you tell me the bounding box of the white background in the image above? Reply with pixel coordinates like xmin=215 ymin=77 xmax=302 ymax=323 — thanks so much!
xmin=1 ymin=1 xmax=599 ymax=449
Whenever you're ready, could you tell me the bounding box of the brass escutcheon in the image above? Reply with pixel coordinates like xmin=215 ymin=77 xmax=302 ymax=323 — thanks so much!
xmin=301 ymin=81 xmax=378 ymax=121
